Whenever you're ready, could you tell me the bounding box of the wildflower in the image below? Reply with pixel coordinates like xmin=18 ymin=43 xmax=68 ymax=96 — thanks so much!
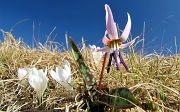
xmin=90 ymin=45 xmax=104 ymax=64
xmin=18 ymin=68 xmax=31 ymax=80
xmin=90 ymin=4 xmax=139 ymax=72
xmin=50 ymin=60 xmax=73 ymax=91
xmin=28 ymin=68 xmax=48 ymax=105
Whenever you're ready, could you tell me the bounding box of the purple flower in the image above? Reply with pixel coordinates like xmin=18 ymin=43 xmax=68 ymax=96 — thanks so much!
xmin=90 ymin=4 xmax=139 ymax=72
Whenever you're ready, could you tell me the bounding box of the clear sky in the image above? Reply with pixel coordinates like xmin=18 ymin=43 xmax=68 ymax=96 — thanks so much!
xmin=0 ymin=0 xmax=180 ymax=55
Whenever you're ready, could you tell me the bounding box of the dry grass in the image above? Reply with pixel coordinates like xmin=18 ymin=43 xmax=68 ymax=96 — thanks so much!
xmin=0 ymin=31 xmax=180 ymax=112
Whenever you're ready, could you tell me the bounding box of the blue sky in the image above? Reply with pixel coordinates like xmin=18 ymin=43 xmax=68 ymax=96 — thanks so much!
xmin=0 ymin=0 xmax=180 ymax=55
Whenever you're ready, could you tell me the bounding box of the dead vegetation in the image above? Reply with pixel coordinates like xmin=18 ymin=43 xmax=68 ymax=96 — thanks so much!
xmin=0 ymin=31 xmax=180 ymax=112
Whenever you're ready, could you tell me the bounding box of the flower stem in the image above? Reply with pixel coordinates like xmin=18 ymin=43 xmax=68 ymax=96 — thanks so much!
xmin=98 ymin=52 xmax=107 ymax=99
xmin=37 ymin=96 xmax=43 ymax=109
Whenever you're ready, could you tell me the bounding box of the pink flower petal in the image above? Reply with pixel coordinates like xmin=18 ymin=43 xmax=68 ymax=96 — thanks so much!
xmin=102 ymin=31 xmax=110 ymax=45
xmin=118 ymin=36 xmax=139 ymax=49
xmin=119 ymin=13 xmax=131 ymax=42
xmin=105 ymin=4 xmax=118 ymax=39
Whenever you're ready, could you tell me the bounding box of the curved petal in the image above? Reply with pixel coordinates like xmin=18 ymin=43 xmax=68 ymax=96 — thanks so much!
xmin=50 ymin=69 xmax=61 ymax=83
xmin=89 ymin=45 xmax=96 ymax=51
xmin=18 ymin=68 xmax=30 ymax=80
xmin=64 ymin=60 xmax=71 ymax=73
xmin=93 ymin=51 xmax=103 ymax=64
xmin=62 ymin=69 xmax=71 ymax=81
xmin=28 ymin=68 xmax=48 ymax=103
xmin=102 ymin=36 xmax=110 ymax=45
xmin=118 ymin=36 xmax=139 ymax=49
xmin=102 ymin=30 xmax=110 ymax=45
xmin=50 ymin=69 xmax=72 ymax=90
xmin=105 ymin=4 xmax=118 ymax=39
xmin=89 ymin=45 xmax=101 ymax=50
xmin=60 ymin=81 xmax=73 ymax=91
xmin=119 ymin=13 xmax=131 ymax=42
xmin=66 ymin=75 xmax=71 ymax=84
xmin=56 ymin=66 xmax=66 ymax=81
xmin=38 ymin=72 xmax=48 ymax=97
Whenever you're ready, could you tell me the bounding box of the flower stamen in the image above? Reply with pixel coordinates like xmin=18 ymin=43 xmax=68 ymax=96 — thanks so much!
xmin=108 ymin=38 xmax=122 ymax=49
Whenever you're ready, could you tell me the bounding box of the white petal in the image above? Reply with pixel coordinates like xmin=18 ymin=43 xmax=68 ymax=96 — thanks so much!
xmin=28 ymin=68 xmax=40 ymax=91
xmin=18 ymin=68 xmax=29 ymax=80
xmin=38 ymin=73 xmax=48 ymax=96
xmin=28 ymin=68 xmax=48 ymax=101
xmin=94 ymin=46 xmax=111 ymax=52
xmin=50 ymin=69 xmax=61 ymax=83
xmin=64 ymin=60 xmax=71 ymax=73
xmin=66 ymin=74 xmax=71 ymax=84
xmin=89 ymin=45 xmax=96 ymax=51
xmin=93 ymin=51 xmax=103 ymax=64
xmin=62 ymin=69 xmax=72 ymax=81
xmin=60 ymin=81 xmax=73 ymax=91
xmin=50 ymin=69 xmax=72 ymax=90
xmin=56 ymin=66 xmax=66 ymax=81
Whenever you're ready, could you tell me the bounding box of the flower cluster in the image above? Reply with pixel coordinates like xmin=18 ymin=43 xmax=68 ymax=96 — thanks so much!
xmin=18 ymin=60 xmax=73 ymax=105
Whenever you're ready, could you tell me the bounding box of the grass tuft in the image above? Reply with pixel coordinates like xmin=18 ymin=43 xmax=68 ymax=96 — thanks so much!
xmin=0 ymin=31 xmax=179 ymax=111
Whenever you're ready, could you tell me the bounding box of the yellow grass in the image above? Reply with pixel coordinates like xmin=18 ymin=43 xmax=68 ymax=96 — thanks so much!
xmin=0 ymin=31 xmax=180 ymax=112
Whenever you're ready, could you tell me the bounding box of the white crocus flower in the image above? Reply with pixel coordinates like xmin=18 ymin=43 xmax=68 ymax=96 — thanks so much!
xmin=50 ymin=60 xmax=73 ymax=91
xmin=18 ymin=68 xmax=31 ymax=80
xmin=28 ymin=68 xmax=48 ymax=104
xmin=89 ymin=45 xmax=104 ymax=64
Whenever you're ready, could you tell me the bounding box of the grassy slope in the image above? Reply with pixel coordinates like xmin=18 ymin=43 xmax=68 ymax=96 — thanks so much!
xmin=0 ymin=32 xmax=180 ymax=112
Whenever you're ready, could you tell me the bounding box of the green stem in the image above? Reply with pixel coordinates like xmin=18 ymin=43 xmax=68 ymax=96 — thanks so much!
xmin=37 ymin=96 xmax=43 ymax=109
xmin=98 ymin=52 xmax=107 ymax=98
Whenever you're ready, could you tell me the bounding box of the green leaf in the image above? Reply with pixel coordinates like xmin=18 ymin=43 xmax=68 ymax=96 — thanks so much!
xmin=70 ymin=38 xmax=97 ymax=102
xmin=104 ymin=87 xmax=140 ymax=109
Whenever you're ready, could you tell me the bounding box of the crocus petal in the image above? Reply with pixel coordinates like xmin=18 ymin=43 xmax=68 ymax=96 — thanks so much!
xmin=28 ymin=68 xmax=48 ymax=103
xmin=64 ymin=60 xmax=71 ymax=73
xmin=56 ymin=66 xmax=66 ymax=81
xmin=92 ymin=51 xmax=103 ymax=64
xmin=66 ymin=75 xmax=71 ymax=84
xmin=89 ymin=45 xmax=96 ymax=51
xmin=119 ymin=13 xmax=131 ymax=42
xmin=89 ymin=45 xmax=98 ymax=51
xmin=50 ymin=69 xmax=72 ymax=90
xmin=118 ymin=36 xmax=139 ymax=49
xmin=50 ymin=69 xmax=61 ymax=83
xmin=18 ymin=68 xmax=31 ymax=80
xmin=58 ymin=81 xmax=72 ymax=90
xmin=57 ymin=65 xmax=71 ymax=83
xmin=61 ymin=82 xmax=73 ymax=91
xmin=105 ymin=4 xmax=118 ymax=39
xmin=50 ymin=61 xmax=73 ymax=91
xmin=62 ymin=69 xmax=72 ymax=82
